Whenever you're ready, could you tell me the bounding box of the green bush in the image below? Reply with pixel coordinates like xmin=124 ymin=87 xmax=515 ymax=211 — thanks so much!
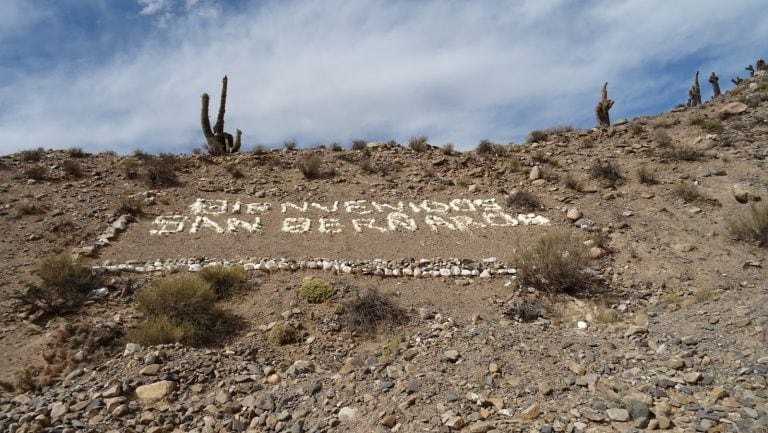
xmin=299 ymin=278 xmax=335 ymax=303
xmin=199 ymin=265 xmax=245 ymax=298
xmin=515 ymin=230 xmax=594 ymax=294
xmin=729 ymin=202 xmax=768 ymax=247
xmin=269 ymin=322 xmax=299 ymax=345
xmin=12 ymin=254 xmax=99 ymax=313
xmin=690 ymin=117 xmax=724 ymax=134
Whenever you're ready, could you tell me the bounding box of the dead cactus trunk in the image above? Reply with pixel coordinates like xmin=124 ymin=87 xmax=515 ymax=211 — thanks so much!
xmin=687 ymin=71 xmax=702 ymax=107
xmin=201 ymin=76 xmax=242 ymax=155
xmin=595 ymin=82 xmax=614 ymax=127
xmin=708 ymin=72 xmax=721 ymax=98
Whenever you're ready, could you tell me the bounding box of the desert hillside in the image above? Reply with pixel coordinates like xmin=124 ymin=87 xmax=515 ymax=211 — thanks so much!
xmin=0 ymin=69 xmax=767 ymax=433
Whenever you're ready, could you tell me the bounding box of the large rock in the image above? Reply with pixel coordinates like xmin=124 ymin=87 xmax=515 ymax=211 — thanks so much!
xmin=733 ymin=184 xmax=761 ymax=204
xmin=135 ymin=380 xmax=176 ymax=401
xmin=338 ymin=406 xmax=357 ymax=422
xmin=719 ymin=102 xmax=748 ymax=117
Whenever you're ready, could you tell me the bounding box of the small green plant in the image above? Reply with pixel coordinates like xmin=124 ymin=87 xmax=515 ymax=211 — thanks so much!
xmin=506 ymin=190 xmax=541 ymax=211
xmin=729 ymin=202 xmax=768 ymax=247
xmin=20 ymin=148 xmax=44 ymax=162
xmin=653 ymin=129 xmax=673 ymax=147
xmin=515 ymin=229 xmax=594 ymax=294
xmin=341 ymin=289 xmax=408 ymax=334
xmin=564 ymin=173 xmax=585 ymax=192
xmin=299 ymin=277 xmax=335 ymax=303
xmin=67 ymin=147 xmax=88 ymax=158
xmin=61 ymin=160 xmax=83 ymax=178
xmin=11 ymin=254 xmax=99 ymax=313
xmin=269 ymin=322 xmax=299 ymax=345
xmin=590 ymin=160 xmax=623 ymax=187
xmin=351 ymin=140 xmax=367 ymax=150
xmin=408 ymin=136 xmax=429 ymax=152
xmin=283 ymin=139 xmax=297 ymax=150
xmin=673 ymin=181 xmax=701 ymax=203
xmin=23 ymin=165 xmax=47 ymax=180
xmin=144 ymin=155 xmax=179 ymax=187
xmin=198 ymin=265 xmax=245 ymax=298
xmin=660 ymin=146 xmax=703 ymax=162
xmin=636 ymin=165 xmax=657 ymax=184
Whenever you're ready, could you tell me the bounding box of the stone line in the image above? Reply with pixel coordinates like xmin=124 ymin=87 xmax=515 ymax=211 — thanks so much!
xmin=92 ymin=257 xmax=518 ymax=279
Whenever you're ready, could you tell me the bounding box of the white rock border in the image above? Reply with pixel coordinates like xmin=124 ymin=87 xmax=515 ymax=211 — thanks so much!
xmin=92 ymin=257 xmax=517 ymax=279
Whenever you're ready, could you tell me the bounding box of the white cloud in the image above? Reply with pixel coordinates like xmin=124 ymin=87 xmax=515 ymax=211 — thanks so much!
xmin=1 ymin=0 xmax=767 ymax=154
xmin=138 ymin=0 xmax=171 ymax=15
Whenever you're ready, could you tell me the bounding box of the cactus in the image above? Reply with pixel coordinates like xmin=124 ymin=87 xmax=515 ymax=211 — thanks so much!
xmin=708 ymin=72 xmax=721 ymax=98
xmin=746 ymin=65 xmax=755 ymax=77
xmin=594 ymin=82 xmax=614 ymax=127
xmin=731 ymin=77 xmax=744 ymax=86
xmin=687 ymin=71 xmax=702 ymax=107
xmin=757 ymin=59 xmax=767 ymax=71
xmin=201 ymin=76 xmax=242 ymax=155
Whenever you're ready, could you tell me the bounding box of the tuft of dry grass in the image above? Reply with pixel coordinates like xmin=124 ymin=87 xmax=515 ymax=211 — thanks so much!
xmin=729 ymin=202 xmax=768 ymax=247
xmin=144 ymin=155 xmax=179 ymax=187
xmin=23 ymin=165 xmax=47 ymax=180
xmin=594 ymin=304 xmax=620 ymax=324
xmin=352 ymin=140 xmax=367 ymax=150
xmin=12 ymin=254 xmax=99 ymax=314
xmin=673 ymin=182 xmax=702 ymax=203
xmin=198 ymin=265 xmax=246 ymax=298
xmin=660 ymin=146 xmax=703 ymax=162
xmin=442 ymin=143 xmax=455 ymax=155
xmin=61 ymin=160 xmax=83 ymax=178
xmin=564 ymin=173 xmax=585 ymax=192
xmin=408 ymin=136 xmax=430 ymax=152
xmin=298 ymin=153 xmax=324 ymax=179
xmin=226 ymin=164 xmax=245 ymax=179
xmin=67 ymin=147 xmax=88 ymax=158
xmin=14 ymin=202 xmax=47 ymax=218
xmin=690 ymin=117 xmax=724 ymax=134
xmin=653 ymin=129 xmax=673 ymax=147
xmin=20 ymin=148 xmax=45 ymax=162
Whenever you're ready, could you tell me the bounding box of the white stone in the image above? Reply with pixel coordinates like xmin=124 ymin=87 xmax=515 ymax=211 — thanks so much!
xmin=338 ymin=406 xmax=357 ymax=422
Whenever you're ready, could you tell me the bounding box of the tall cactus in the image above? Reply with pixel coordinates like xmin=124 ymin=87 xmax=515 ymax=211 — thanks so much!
xmin=595 ymin=82 xmax=614 ymax=127
xmin=201 ymin=76 xmax=242 ymax=155
xmin=687 ymin=71 xmax=702 ymax=107
xmin=708 ymin=72 xmax=721 ymax=98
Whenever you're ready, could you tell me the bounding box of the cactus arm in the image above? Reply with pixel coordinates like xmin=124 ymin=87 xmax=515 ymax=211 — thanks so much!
xmin=201 ymin=93 xmax=214 ymax=140
xmin=213 ymin=75 xmax=228 ymax=135
xmin=233 ymin=129 xmax=242 ymax=153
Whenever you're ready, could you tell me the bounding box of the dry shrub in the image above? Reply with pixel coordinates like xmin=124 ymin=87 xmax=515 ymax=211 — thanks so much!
xmin=127 ymin=316 xmax=195 ymax=346
xmin=674 ymin=182 xmax=702 ymax=203
xmin=252 ymin=144 xmax=267 ymax=155
xmin=23 ymin=165 xmax=47 ymax=180
xmin=117 ymin=197 xmax=143 ymax=216
xmin=527 ymin=130 xmax=549 ymax=144
xmin=636 ymin=165 xmax=658 ymax=184
xmin=12 ymin=254 xmax=99 ymax=314
xmin=442 ymin=143 xmax=455 ymax=155
xmin=144 ymin=155 xmax=179 ymax=187
xmin=503 ymin=297 xmax=542 ymax=322
xmin=121 ymin=158 xmax=140 ymax=179
xmin=14 ymin=202 xmax=47 ymax=218
xmin=507 ymin=156 xmax=525 ymax=173
xmin=564 ymin=173 xmax=585 ymax=192
xmin=20 ymin=148 xmax=44 ymax=162
xmin=269 ymin=322 xmax=299 ymax=345
xmin=476 ymin=139 xmax=495 ymax=155
xmin=341 ymin=289 xmax=408 ymax=334
xmin=507 ymin=190 xmax=542 ymax=211
xmin=352 ymin=140 xmax=367 ymax=150
xmin=330 ymin=142 xmax=343 ymax=151
xmin=298 ymin=153 xmax=324 ymax=179
xmin=283 ymin=140 xmax=297 ymax=150
xmin=199 ymin=265 xmax=245 ymax=298
xmin=660 ymin=146 xmax=703 ymax=162
xmin=589 ymin=160 xmax=623 ymax=187
xmin=595 ymin=304 xmax=619 ymax=324
xmin=408 ymin=136 xmax=429 ymax=152
xmin=690 ymin=117 xmax=724 ymax=134
xmin=131 ymin=275 xmax=238 ymax=346
xmin=67 ymin=147 xmax=88 ymax=158
xmin=516 ymin=230 xmax=595 ymax=294
xmin=299 ymin=278 xmax=335 ymax=304
xmin=653 ymin=129 xmax=673 ymax=147
xmin=226 ymin=164 xmax=245 ymax=179
xmin=61 ymin=160 xmax=83 ymax=178
xmin=729 ymin=202 xmax=768 ymax=247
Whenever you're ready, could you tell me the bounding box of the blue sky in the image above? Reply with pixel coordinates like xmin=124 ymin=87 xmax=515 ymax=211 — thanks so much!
xmin=0 ymin=0 xmax=766 ymax=155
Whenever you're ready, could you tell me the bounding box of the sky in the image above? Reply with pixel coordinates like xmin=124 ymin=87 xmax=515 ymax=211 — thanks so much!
xmin=0 ymin=0 xmax=766 ymax=155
